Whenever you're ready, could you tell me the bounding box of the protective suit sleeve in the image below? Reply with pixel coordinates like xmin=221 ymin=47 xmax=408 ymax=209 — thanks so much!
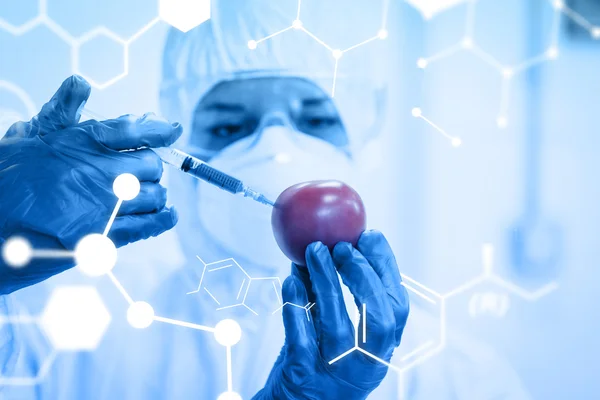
xmin=0 ymin=292 xmax=20 ymax=386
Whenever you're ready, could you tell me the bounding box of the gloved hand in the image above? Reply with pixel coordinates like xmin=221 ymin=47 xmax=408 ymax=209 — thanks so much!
xmin=254 ymin=230 xmax=409 ymax=400
xmin=0 ymin=75 xmax=182 ymax=294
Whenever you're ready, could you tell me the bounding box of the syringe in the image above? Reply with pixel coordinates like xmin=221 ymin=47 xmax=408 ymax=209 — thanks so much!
xmin=79 ymin=109 xmax=274 ymax=207
xmin=152 ymin=147 xmax=274 ymax=206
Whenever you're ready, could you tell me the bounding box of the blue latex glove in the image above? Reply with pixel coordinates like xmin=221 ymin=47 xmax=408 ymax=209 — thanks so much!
xmin=0 ymin=75 xmax=182 ymax=294
xmin=254 ymin=230 xmax=409 ymax=400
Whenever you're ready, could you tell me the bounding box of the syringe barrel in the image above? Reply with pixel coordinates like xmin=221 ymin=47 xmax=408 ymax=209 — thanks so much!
xmin=184 ymin=161 xmax=244 ymax=194
xmin=151 ymin=147 xmax=272 ymax=205
xmin=152 ymin=147 xmax=187 ymax=168
xmin=152 ymin=147 xmax=244 ymax=194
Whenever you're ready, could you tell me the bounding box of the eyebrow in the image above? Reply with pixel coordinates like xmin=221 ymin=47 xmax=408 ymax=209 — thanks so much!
xmin=201 ymin=102 xmax=246 ymax=112
xmin=200 ymin=96 xmax=332 ymax=112
xmin=302 ymin=97 xmax=333 ymax=107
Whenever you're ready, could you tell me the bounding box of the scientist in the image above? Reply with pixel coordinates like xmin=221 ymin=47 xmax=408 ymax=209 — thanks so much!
xmin=0 ymin=1 xmax=528 ymax=399
xmin=0 ymin=1 xmax=407 ymax=398
xmin=0 ymin=79 xmax=406 ymax=398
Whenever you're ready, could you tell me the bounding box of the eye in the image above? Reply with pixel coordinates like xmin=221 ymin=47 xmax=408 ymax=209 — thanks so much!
xmin=210 ymin=124 xmax=244 ymax=137
xmin=301 ymin=116 xmax=340 ymax=129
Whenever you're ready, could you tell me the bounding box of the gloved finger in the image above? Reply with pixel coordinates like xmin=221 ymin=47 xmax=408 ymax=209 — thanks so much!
xmin=118 ymin=183 xmax=167 ymax=215
xmin=357 ymin=230 xmax=409 ymax=342
xmin=291 ymin=264 xmax=320 ymax=336
xmin=281 ymin=276 xmax=317 ymax=357
xmin=357 ymin=230 xmax=402 ymax=292
xmin=112 ymin=149 xmax=163 ymax=183
xmin=36 ymin=75 xmax=91 ymax=134
xmin=4 ymin=75 xmax=91 ymax=140
xmin=333 ymin=242 xmax=397 ymax=356
xmin=89 ymin=113 xmax=182 ymax=151
xmin=291 ymin=264 xmax=315 ymax=303
xmin=305 ymin=242 xmax=354 ymax=360
xmin=107 ymin=207 xmax=178 ymax=247
xmin=280 ymin=276 xmax=320 ymax=384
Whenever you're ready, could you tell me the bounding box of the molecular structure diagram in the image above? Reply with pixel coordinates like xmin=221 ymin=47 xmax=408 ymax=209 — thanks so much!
xmin=185 ymin=255 xmax=315 ymax=320
xmin=272 ymin=300 xmax=316 ymax=321
xmin=0 ymin=0 xmax=389 ymax=94
xmin=328 ymin=303 xmax=390 ymax=366
xmin=0 ymin=0 xmax=211 ymax=89
xmin=410 ymin=0 xmax=600 ymax=146
xmin=322 ymin=242 xmax=558 ymax=396
xmin=468 ymin=290 xmax=511 ymax=318
xmin=246 ymin=0 xmax=390 ymax=97
xmin=179 ymin=238 xmax=557 ymax=391
xmin=0 ymin=0 xmax=596 ymax=135
xmin=1 ymin=173 xmax=244 ymax=400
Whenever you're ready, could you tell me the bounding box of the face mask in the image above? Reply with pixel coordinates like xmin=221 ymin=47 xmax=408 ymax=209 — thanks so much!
xmin=196 ymin=122 xmax=354 ymax=268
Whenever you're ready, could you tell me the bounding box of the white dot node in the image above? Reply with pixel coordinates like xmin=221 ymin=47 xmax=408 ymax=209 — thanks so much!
xmin=2 ymin=237 xmax=32 ymax=268
xmin=451 ymin=138 xmax=462 ymax=147
xmin=591 ymin=27 xmax=600 ymax=39
xmin=423 ymin=11 xmax=433 ymax=20
xmin=127 ymin=301 xmax=154 ymax=329
xmin=378 ymin=29 xmax=388 ymax=40
xmin=461 ymin=37 xmax=474 ymax=49
xmin=214 ymin=319 xmax=242 ymax=347
xmin=113 ymin=173 xmax=140 ymax=201
xmin=217 ymin=392 xmax=242 ymax=400
xmin=75 ymin=234 xmax=117 ymax=277
xmin=247 ymin=40 xmax=257 ymax=50
xmin=553 ymin=0 xmax=564 ymax=10
xmin=546 ymin=47 xmax=558 ymax=59
xmin=411 ymin=107 xmax=422 ymax=118
xmin=292 ymin=19 xmax=303 ymax=30
xmin=497 ymin=116 xmax=508 ymax=128
xmin=417 ymin=58 xmax=428 ymax=69
xmin=502 ymin=68 xmax=514 ymax=78
xmin=332 ymin=49 xmax=343 ymax=60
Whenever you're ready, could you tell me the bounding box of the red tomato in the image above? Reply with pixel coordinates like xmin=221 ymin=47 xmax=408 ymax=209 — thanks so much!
xmin=271 ymin=180 xmax=366 ymax=266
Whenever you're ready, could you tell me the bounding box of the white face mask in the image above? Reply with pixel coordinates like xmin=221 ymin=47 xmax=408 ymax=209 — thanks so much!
xmin=196 ymin=123 xmax=354 ymax=268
